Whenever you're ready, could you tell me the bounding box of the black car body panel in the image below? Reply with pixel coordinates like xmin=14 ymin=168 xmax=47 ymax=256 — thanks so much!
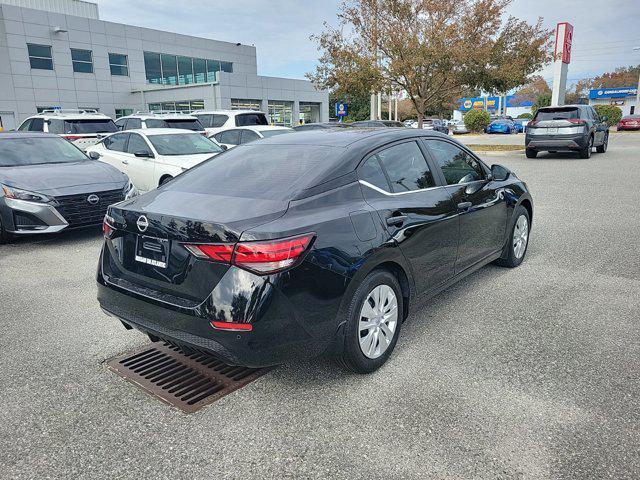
xmin=97 ymin=129 xmax=533 ymax=367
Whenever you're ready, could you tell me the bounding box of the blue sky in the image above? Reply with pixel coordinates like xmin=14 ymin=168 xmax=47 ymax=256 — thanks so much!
xmin=96 ymin=0 xmax=640 ymax=86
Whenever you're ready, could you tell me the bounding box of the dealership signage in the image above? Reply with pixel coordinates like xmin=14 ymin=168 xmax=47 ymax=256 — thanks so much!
xmin=555 ymin=22 xmax=573 ymax=64
xmin=588 ymin=87 xmax=638 ymax=99
xmin=335 ymin=102 xmax=348 ymax=117
xmin=457 ymin=95 xmax=533 ymax=112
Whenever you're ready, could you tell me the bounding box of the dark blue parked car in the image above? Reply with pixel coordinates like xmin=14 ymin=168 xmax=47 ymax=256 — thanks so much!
xmin=486 ymin=119 xmax=516 ymax=134
xmin=513 ymin=118 xmax=528 ymax=133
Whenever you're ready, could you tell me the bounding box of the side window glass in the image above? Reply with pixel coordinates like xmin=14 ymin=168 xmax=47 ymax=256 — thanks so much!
xmin=29 ymin=118 xmax=44 ymax=132
xmin=104 ymin=133 xmax=128 ymax=152
xmin=426 ymin=140 xmax=485 ymax=185
xmin=377 ymin=141 xmax=435 ymax=192
xmin=359 ymin=155 xmax=390 ymax=191
xmin=127 ymin=134 xmax=150 ymax=155
xmin=115 ymin=119 xmax=126 ymax=130
xmin=241 ymin=130 xmax=260 ymax=143
xmin=212 ymin=115 xmax=228 ymax=127
xmin=220 ymin=129 xmax=241 ymax=145
xmin=127 ymin=118 xmax=142 ymax=130
xmin=18 ymin=119 xmax=32 ymax=131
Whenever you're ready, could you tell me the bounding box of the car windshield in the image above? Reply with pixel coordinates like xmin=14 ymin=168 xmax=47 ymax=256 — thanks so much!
xmin=493 ymin=120 xmax=511 ymax=125
xmin=165 ymin=144 xmax=341 ymax=200
xmin=260 ymin=130 xmax=292 ymax=138
xmin=145 ymin=119 xmax=204 ymax=130
xmin=535 ymin=108 xmax=579 ymax=120
xmin=236 ymin=113 xmax=269 ymax=127
xmin=0 ymin=137 xmax=88 ymax=166
xmin=147 ymin=134 xmax=224 ymax=156
xmin=49 ymin=119 xmax=118 ymax=134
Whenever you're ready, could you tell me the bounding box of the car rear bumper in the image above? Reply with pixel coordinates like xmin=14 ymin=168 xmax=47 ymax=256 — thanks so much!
xmin=525 ymin=134 xmax=589 ymax=151
xmin=96 ymin=248 xmax=344 ymax=367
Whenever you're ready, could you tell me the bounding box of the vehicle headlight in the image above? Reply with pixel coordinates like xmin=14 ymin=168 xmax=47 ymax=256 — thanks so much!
xmin=1 ymin=184 xmax=52 ymax=203
xmin=123 ymin=180 xmax=138 ymax=199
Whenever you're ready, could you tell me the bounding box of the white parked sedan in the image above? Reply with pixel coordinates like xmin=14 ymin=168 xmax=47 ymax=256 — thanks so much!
xmin=211 ymin=125 xmax=293 ymax=149
xmin=86 ymin=129 xmax=224 ymax=193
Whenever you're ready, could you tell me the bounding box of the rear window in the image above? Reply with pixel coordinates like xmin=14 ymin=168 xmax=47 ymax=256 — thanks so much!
xmin=534 ymin=108 xmax=580 ymax=121
xmin=145 ymin=119 xmax=204 ymax=131
xmin=48 ymin=119 xmax=118 ymax=134
xmin=166 ymin=145 xmax=341 ymax=200
xmin=0 ymin=137 xmax=87 ymax=166
xmin=195 ymin=114 xmax=229 ymax=128
xmin=235 ymin=113 xmax=268 ymax=127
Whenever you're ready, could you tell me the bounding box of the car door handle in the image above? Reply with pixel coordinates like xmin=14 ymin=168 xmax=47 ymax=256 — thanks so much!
xmin=386 ymin=215 xmax=408 ymax=226
xmin=122 ymin=159 xmax=129 ymax=165
xmin=457 ymin=201 xmax=472 ymax=211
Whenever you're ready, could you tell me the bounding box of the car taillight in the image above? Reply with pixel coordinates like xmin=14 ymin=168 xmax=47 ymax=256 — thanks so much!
xmin=63 ymin=135 xmax=83 ymax=141
xmin=103 ymin=214 xmax=115 ymax=237
xmin=567 ymin=119 xmax=587 ymax=125
xmin=184 ymin=233 xmax=315 ymax=275
xmin=527 ymin=120 xmax=538 ymax=127
xmin=210 ymin=321 xmax=253 ymax=332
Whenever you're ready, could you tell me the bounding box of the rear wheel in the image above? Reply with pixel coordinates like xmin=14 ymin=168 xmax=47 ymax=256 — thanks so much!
xmin=337 ymin=269 xmax=403 ymax=374
xmin=494 ymin=205 xmax=530 ymax=268
xmin=525 ymin=148 xmax=537 ymax=158
xmin=596 ymin=133 xmax=608 ymax=153
xmin=579 ymin=135 xmax=593 ymax=159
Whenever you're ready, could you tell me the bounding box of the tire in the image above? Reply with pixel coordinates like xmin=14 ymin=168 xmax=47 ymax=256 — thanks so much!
xmin=525 ymin=148 xmax=537 ymax=158
xmin=596 ymin=133 xmax=608 ymax=153
xmin=494 ymin=205 xmax=530 ymax=268
xmin=337 ymin=269 xmax=403 ymax=374
xmin=579 ymin=135 xmax=593 ymax=159
xmin=159 ymin=175 xmax=173 ymax=186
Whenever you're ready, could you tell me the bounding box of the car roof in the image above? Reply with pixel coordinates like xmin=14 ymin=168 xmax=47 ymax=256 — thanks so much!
xmin=121 ymin=113 xmax=198 ymax=120
xmin=29 ymin=110 xmax=111 ymax=120
xmin=126 ymin=128 xmax=200 ymax=136
xmin=0 ymin=132 xmax=60 ymax=140
xmin=233 ymin=125 xmax=291 ymax=132
xmin=192 ymin=110 xmax=266 ymax=115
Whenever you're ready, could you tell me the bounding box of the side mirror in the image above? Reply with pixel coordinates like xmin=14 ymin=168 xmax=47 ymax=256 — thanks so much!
xmin=491 ymin=164 xmax=510 ymax=182
xmin=134 ymin=150 xmax=153 ymax=158
xmin=220 ymin=144 xmax=228 ymax=151
xmin=88 ymin=151 xmax=101 ymax=160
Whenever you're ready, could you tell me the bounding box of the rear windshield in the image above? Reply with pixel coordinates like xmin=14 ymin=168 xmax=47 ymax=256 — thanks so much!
xmin=49 ymin=119 xmax=118 ymax=134
xmin=195 ymin=114 xmax=228 ymax=128
xmin=145 ymin=119 xmax=204 ymax=131
xmin=148 ymin=134 xmax=223 ymax=156
xmin=165 ymin=144 xmax=341 ymax=200
xmin=235 ymin=113 xmax=268 ymax=127
xmin=535 ymin=108 xmax=579 ymax=121
xmin=0 ymin=137 xmax=87 ymax=166
xmin=260 ymin=129 xmax=292 ymax=138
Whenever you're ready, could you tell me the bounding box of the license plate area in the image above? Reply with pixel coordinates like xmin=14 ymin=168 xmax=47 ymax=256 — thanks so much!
xmin=546 ymin=127 xmax=558 ymax=134
xmin=135 ymin=235 xmax=169 ymax=269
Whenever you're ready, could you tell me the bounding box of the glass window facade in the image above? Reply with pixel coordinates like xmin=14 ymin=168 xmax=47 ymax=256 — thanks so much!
xmin=115 ymin=108 xmax=134 ymax=119
xmin=71 ymin=48 xmax=93 ymax=73
xmin=148 ymin=100 xmax=205 ymax=113
xmin=142 ymin=52 xmax=232 ymax=85
xmin=299 ymin=102 xmax=321 ymax=124
xmin=27 ymin=44 xmax=53 ymax=70
xmin=231 ymin=99 xmax=262 ymax=111
xmin=268 ymin=101 xmax=294 ymax=126
xmin=109 ymin=53 xmax=128 ymax=76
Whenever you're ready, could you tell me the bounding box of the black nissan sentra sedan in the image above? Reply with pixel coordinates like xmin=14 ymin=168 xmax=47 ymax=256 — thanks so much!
xmin=97 ymin=129 xmax=533 ymax=373
xmin=0 ymin=132 xmax=135 ymax=243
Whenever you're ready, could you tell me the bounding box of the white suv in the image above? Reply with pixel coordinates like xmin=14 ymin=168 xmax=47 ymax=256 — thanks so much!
xmin=192 ymin=110 xmax=270 ymax=136
xmin=17 ymin=109 xmax=118 ymax=150
xmin=114 ymin=111 xmax=206 ymax=133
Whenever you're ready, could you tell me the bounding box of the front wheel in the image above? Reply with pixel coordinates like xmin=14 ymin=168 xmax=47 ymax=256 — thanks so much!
xmin=337 ymin=269 xmax=403 ymax=374
xmin=0 ymin=217 xmax=11 ymax=244
xmin=494 ymin=205 xmax=530 ymax=268
xmin=525 ymin=148 xmax=537 ymax=158
xmin=596 ymin=133 xmax=608 ymax=153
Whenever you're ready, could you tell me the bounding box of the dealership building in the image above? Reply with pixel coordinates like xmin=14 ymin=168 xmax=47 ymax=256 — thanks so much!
xmin=0 ymin=0 xmax=329 ymax=131
xmin=588 ymin=87 xmax=638 ymax=116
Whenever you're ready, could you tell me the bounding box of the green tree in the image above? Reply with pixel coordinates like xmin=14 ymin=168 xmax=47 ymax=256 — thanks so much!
xmin=593 ymin=105 xmax=622 ymax=126
xmin=532 ymin=92 xmax=551 ymax=114
xmin=330 ymin=92 xmax=371 ymax=122
xmin=464 ymin=109 xmax=491 ymax=132
xmin=308 ymin=0 xmax=552 ymax=128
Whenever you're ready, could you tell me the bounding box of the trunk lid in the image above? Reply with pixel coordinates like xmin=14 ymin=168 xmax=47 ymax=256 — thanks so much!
xmin=103 ymin=189 xmax=288 ymax=304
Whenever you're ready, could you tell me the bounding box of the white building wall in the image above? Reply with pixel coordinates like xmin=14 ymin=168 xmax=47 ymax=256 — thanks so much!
xmin=589 ymin=97 xmax=637 ymax=117
xmin=0 ymin=0 xmax=98 ymax=19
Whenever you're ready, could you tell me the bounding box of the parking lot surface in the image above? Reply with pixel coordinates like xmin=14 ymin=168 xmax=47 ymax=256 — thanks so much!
xmin=1 ymin=133 xmax=639 ymax=479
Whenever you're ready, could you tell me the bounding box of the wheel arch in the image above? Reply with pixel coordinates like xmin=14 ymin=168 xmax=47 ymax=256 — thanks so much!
xmin=518 ymin=197 xmax=533 ymax=227
xmin=158 ymin=174 xmax=173 ymax=186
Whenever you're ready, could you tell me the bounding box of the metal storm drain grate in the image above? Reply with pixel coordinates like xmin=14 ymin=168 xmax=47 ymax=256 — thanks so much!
xmin=106 ymin=342 xmax=269 ymax=413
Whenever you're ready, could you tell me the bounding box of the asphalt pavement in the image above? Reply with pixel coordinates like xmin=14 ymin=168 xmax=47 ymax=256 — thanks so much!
xmin=1 ymin=132 xmax=639 ymax=479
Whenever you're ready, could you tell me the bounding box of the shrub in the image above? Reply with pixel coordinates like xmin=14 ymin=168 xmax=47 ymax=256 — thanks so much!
xmin=463 ymin=109 xmax=491 ymax=132
xmin=517 ymin=112 xmax=533 ymax=119
xmin=593 ymin=104 xmax=622 ymax=126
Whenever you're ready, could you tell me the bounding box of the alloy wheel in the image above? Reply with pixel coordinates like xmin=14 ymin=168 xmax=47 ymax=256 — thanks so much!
xmin=513 ymin=214 xmax=529 ymax=259
xmin=358 ymin=285 xmax=398 ymax=359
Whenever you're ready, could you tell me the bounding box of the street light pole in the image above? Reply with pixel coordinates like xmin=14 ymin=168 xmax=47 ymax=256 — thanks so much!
xmin=634 ymin=47 xmax=640 ymax=114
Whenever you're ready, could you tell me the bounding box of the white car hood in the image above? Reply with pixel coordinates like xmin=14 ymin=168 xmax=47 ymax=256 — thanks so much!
xmin=162 ymin=152 xmax=219 ymax=169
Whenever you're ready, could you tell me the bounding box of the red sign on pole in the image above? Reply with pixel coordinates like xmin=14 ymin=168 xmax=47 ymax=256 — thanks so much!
xmin=554 ymin=22 xmax=573 ymax=64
